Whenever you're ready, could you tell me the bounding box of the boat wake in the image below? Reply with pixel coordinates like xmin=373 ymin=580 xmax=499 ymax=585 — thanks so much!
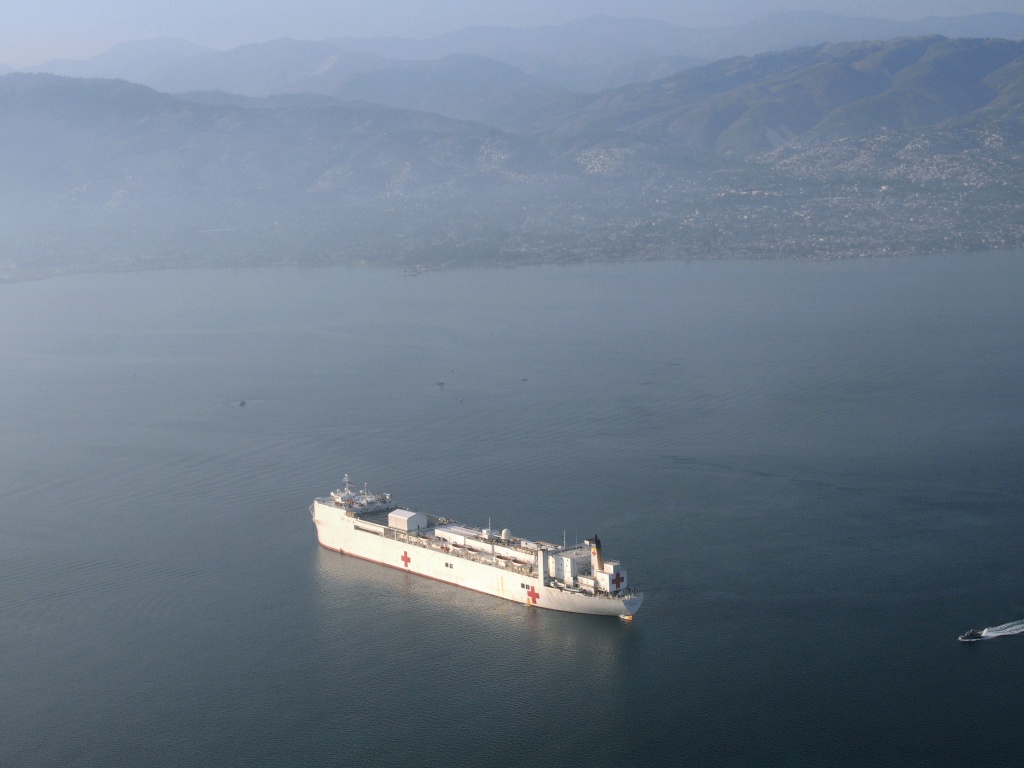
xmin=981 ymin=619 xmax=1024 ymax=639
xmin=960 ymin=619 xmax=1024 ymax=642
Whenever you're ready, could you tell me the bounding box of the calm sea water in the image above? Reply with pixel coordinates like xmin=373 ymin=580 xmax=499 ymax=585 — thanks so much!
xmin=2 ymin=253 xmax=1023 ymax=766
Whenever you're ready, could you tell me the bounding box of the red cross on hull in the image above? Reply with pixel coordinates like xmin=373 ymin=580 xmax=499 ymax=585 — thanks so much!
xmin=401 ymin=551 xmax=411 ymax=567
xmin=525 ymin=585 xmax=540 ymax=604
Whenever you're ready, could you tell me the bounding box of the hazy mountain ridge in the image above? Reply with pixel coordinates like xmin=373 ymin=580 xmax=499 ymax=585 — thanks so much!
xmin=22 ymin=38 xmax=211 ymax=81
xmin=672 ymin=10 xmax=1024 ymax=61
xmin=22 ymin=38 xmax=567 ymax=129
xmin=143 ymin=39 xmax=393 ymax=97
xmin=327 ymin=16 xmax=710 ymax=91
xmin=538 ymin=37 xmax=1024 ymax=156
xmin=0 ymin=73 xmax=584 ymax=277
xmin=326 ymin=12 xmax=1024 ymax=90
xmin=286 ymin=54 xmax=578 ymax=130
xmin=20 ymin=11 xmax=1024 ymax=97
xmin=3 ymin=35 xmax=1024 ymax=281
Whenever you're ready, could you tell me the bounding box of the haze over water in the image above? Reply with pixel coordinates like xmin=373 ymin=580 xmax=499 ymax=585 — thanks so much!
xmin=2 ymin=253 xmax=1023 ymax=766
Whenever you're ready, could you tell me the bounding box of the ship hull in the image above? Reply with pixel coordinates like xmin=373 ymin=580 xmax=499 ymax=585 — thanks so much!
xmin=312 ymin=499 xmax=642 ymax=617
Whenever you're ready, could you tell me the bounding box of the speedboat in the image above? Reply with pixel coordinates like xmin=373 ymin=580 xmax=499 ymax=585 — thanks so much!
xmin=958 ymin=628 xmax=984 ymax=642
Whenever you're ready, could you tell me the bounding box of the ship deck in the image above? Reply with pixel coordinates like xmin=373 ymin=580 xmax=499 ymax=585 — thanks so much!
xmin=345 ymin=507 xmax=538 ymax=578
xmin=356 ymin=508 xmax=396 ymax=526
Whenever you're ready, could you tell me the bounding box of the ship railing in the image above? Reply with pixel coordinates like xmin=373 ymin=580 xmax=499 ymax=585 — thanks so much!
xmin=444 ymin=545 xmax=533 ymax=575
xmin=547 ymin=582 xmax=643 ymax=600
xmin=585 ymin=586 xmax=642 ymax=600
xmin=379 ymin=529 xmax=534 ymax=575
xmin=614 ymin=587 xmax=643 ymax=599
xmin=345 ymin=521 xmax=535 ymax=576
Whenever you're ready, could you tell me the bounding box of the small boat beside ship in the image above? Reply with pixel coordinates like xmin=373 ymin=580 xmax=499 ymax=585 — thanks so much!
xmin=310 ymin=474 xmax=643 ymax=618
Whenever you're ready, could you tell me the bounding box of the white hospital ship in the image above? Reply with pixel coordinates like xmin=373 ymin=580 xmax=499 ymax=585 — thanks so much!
xmin=311 ymin=475 xmax=643 ymax=619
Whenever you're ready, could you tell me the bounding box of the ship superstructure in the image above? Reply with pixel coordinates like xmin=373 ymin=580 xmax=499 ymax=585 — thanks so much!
xmin=311 ymin=475 xmax=643 ymax=618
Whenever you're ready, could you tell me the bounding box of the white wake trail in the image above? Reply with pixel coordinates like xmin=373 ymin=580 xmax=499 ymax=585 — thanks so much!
xmin=981 ymin=619 xmax=1024 ymax=638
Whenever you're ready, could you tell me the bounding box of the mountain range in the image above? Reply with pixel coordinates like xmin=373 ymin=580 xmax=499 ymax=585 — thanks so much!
xmin=525 ymin=37 xmax=1024 ymax=153
xmin=2 ymin=33 xmax=1024 ymax=280
xmin=19 ymin=12 xmax=1024 ymax=94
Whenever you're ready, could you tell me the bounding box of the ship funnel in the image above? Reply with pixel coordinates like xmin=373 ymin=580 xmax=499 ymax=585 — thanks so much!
xmin=590 ymin=534 xmax=604 ymax=573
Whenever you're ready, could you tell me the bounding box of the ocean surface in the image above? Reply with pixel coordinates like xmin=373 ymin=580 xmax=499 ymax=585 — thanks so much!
xmin=2 ymin=253 xmax=1023 ymax=766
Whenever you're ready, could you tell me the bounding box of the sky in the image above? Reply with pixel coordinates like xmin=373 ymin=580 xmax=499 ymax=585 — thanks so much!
xmin=4 ymin=0 xmax=1023 ymax=67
